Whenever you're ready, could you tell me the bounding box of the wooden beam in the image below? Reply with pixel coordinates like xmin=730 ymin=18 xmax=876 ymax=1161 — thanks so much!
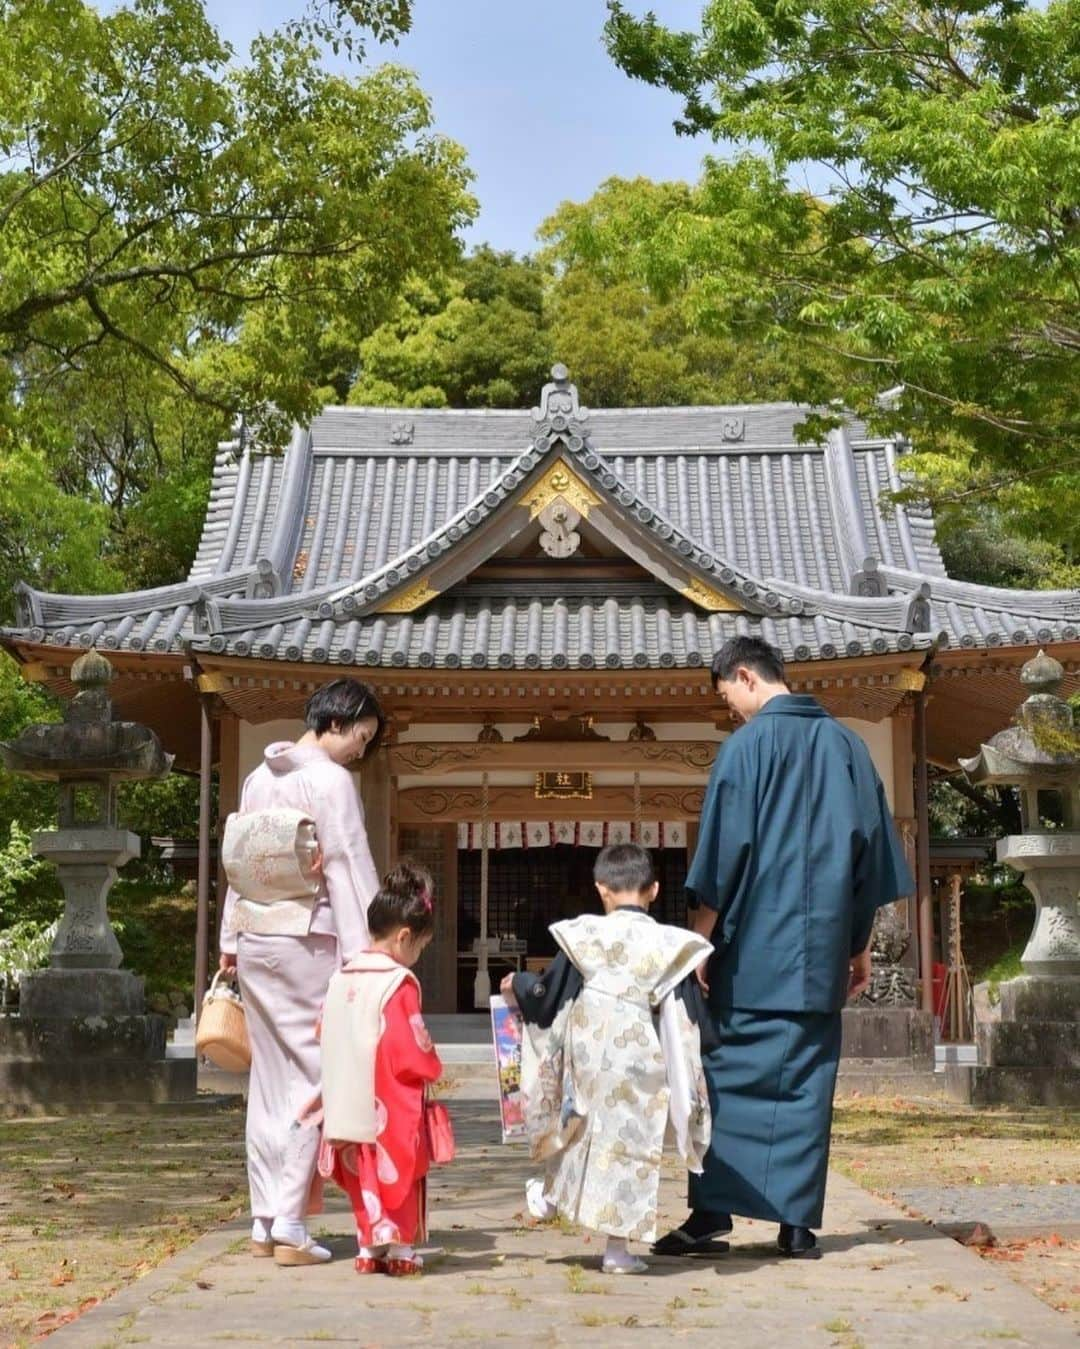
xmin=390 ymin=740 xmax=718 ymax=778
xmin=398 ymin=782 xmax=706 ymax=824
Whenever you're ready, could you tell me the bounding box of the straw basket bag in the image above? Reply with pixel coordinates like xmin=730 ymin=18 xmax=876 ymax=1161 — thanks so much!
xmin=195 ymin=970 xmax=251 ymax=1072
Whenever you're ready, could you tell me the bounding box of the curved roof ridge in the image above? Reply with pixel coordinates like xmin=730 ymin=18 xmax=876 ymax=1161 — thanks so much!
xmin=879 ymin=566 xmax=1080 ymax=619
xmin=13 ymin=573 xmax=255 ymax=629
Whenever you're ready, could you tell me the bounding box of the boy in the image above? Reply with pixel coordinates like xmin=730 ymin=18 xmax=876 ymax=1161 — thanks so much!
xmin=502 ymin=843 xmax=713 ymax=1274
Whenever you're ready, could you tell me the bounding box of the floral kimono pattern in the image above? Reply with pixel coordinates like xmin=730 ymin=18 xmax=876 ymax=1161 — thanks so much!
xmin=520 ymin=910 xmax=712 ymax=1242
xmin=318 ymin=968 xmax=442 ymax=1246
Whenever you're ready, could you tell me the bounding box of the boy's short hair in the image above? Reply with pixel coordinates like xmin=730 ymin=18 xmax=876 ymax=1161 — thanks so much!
xmin=593 ymin=843 xmax=655 ymax=894
xmin=710 ymin=635 xmax=786 ymax=688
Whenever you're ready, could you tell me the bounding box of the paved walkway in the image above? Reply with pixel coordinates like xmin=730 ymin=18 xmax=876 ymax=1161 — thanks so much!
xmin=893 ymin=1185 xmax=1080 ymax=1239
xmin=46 ymin=1099 xmax=1076 ymax=1349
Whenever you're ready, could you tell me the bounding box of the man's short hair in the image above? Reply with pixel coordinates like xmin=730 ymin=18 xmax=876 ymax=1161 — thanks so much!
xmin=593 ymin=843 xmax=655 ymax=894
xmin=711 ymin=636 xmax=786 ymax=688
xmin=304 ymin=678 xmax=386 ymax=749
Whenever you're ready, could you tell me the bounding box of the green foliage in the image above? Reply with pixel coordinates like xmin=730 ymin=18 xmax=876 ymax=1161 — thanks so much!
xmin=350 ymin=179 xmax=831 ymax=410
xmin=351 ymin=249 xmax=553 ymax=407
xmin=0 ymin=822 xmax=46 ymax=924
xmin=604 ymin=1 xmax=1080 ymax=564
xmin=0 ymin=653 xmax=56 ymax=831
xmin=0 ymin=0 xmax=475 ymax=599
xmin=0 ymin=917 xmax=57 ymax=1000
xmin=974 ymin=940 xmax=1025 ymax=1003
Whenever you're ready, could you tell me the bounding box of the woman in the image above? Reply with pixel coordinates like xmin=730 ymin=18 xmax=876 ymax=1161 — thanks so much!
xmin=219 ymin=678 xmax=385 ymax=1266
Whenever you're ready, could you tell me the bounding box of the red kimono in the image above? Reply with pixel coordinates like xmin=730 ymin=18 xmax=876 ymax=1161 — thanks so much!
xmin=318 ymin=967 xmax=442 ymax=1246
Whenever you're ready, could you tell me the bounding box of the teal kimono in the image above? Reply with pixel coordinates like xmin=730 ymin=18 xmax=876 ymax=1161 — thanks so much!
xmin=687 ymin=694 xmax=913 ymax=1227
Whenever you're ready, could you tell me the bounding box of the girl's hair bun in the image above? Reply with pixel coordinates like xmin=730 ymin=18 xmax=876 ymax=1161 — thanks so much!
xmin=368 ymin=858 xmax=436 ymax=939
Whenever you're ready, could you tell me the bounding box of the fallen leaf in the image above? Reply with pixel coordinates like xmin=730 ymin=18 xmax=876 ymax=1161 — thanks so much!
xmin=196 ymin=1279 xmax=213 ymax=1290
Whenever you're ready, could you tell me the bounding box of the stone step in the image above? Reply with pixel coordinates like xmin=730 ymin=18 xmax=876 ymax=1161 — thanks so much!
xmin=977 ymin=1018 xmax=1080 ymax=1070
xmin=0 ymin=1011 xmax=167 ymax=1060
xmin=0 ymin=1056 xmax=197 ymax=1111
xmin=946 ymin=1063 xmax=1080 ymax=1107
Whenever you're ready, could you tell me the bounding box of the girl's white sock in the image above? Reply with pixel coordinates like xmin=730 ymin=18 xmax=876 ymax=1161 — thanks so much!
xmin=251 ymin=1218 xmax=272 ymax=1244
xmin=358 ymin=1244 xmax=387 ymax=1260
xmin=388 ymin=1243 xmax=417 ymax=1263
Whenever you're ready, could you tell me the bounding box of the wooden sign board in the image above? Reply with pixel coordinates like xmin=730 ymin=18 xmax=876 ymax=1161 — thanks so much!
xmin=535 ymin=770 xmax=593 ymax=800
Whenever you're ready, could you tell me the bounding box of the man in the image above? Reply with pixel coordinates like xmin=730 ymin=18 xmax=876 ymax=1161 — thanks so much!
xmin=654 ymin=636 xmax=914 ymax=1260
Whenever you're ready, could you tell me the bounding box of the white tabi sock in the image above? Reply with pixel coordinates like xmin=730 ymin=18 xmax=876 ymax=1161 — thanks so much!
xmin=251 ymin=1218 xmax=272 ymax=1244
xmin=602 ymin=1236 xmax=647 ymax=1274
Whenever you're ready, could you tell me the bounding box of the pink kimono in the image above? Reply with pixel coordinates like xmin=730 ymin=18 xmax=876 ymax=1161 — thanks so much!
xmin=317 ymin=954 xmax=443 ymax=1246
xmin=220 ymin=741 xmax=379 ymax=1226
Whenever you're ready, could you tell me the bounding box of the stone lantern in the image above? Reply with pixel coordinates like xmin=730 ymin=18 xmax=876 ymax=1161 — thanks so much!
xmin=0 ymin=649 xmax=196 ymax=1106
xmin=952 ymin=650 xmax=1080 ymax=1104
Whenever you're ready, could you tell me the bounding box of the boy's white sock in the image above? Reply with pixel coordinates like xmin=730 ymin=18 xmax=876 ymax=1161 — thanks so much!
xmin=251 ymin=1218 xmax=272 ymax=1244
xmin=525 ymin=1176 xmax=557 ymax=1220
xmin=602 ymin=1236 xmax=647 ymax=1273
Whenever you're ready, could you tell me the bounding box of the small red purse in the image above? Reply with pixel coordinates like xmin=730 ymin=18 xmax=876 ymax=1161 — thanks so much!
xmin=424 ymin=1099 xmax=455 ymax=1165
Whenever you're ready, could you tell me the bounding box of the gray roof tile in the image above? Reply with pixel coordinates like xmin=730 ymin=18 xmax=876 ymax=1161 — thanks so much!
xmin=6 ymin=372 xmax=1078 ymax=669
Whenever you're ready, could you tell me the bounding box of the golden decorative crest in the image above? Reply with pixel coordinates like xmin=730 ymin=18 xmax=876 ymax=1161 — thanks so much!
xmin=524 ymin=459 xmax=601 ymax=521
xmin=378 ymin=579 xmax=440 ymax=613
xmin=890 ymin=668 xmax=927 ymax=692
xmin=681 ymin=576 xmax=742 ymax=612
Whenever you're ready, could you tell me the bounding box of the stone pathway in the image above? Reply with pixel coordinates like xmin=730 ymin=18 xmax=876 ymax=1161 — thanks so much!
xmin=893 ymin=1185 xmax=1080 ymax=1239
xmin=44 ymin=1100 xmax=1077 ymax=1348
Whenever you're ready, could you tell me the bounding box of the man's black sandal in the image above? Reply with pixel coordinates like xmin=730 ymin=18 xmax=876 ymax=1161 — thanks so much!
xmin=651 ymin=1217 xmax=732 ymax=1257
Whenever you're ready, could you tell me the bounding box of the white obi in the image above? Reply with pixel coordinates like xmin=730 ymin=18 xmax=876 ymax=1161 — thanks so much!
xmin=222 ymin=807 xmax=321 ymax=936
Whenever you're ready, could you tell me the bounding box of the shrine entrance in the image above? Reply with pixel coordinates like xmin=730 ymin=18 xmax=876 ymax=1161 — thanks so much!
xmin=453 ymin=839 xmax=690 ymax=1013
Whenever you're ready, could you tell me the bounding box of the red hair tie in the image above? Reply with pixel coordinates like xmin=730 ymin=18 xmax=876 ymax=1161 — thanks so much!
xmin=420 ymin=887 xmax=433 ymax=912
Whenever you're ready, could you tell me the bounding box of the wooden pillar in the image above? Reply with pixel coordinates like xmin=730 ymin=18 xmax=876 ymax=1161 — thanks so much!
xmin=399 ymin=823 xmax=458 ymax=1013
xmin=194 ymin=694 xmax=213 ymax=1024
xmin=891 ymin=703 xmax=918 ymax=969
xmin=360 ymin=744 xmax=393 ymax=878
xmin=215 ymin=710 xmax=241 ymax=955
xmin=913 ymin=690 xmax=934 ymax=1013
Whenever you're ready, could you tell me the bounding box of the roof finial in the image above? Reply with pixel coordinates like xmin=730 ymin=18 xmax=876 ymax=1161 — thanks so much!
xmin=532 ymin=363 xmax=588 ymax=428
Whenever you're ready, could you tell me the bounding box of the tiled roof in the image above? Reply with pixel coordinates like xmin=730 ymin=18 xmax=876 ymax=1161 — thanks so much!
xmin=5 ymin=367 xmax=1078 ymax=669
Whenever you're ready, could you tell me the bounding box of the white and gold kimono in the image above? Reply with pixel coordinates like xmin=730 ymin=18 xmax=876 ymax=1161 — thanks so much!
xmin=519 ymin=909 xmax=713 ymax=1242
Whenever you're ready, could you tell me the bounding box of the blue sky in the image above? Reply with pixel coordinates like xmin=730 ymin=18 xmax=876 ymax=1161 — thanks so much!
xmin=206 ymin=1 xmax=714 ymax=255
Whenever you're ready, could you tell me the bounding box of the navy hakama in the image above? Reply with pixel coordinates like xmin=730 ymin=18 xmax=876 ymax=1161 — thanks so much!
xmin=689 ymin=1008 xmax=842 ymax=1228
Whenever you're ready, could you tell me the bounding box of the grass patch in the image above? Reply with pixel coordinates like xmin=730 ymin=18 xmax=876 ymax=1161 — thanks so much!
xmin=0 ymin=1107 xmax=246 ymax=1347
xmin=830 ymin=1096 xmax=1079 ymax=1191
xmin=975 ymin=941 xmax=1025 ymax=1004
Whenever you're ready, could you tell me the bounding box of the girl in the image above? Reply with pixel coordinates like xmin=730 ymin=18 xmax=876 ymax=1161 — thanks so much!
xmin=318 ymin=861 xmax=443 ymax=1276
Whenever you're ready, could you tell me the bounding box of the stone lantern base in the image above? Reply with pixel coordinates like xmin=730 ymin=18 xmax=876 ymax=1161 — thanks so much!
xmin=0 ymin=1005 xmax=196 ymax=1112
xmin=946 ymin=976 xmax=1080 ymax=1107
xmin=2 ymin=962 xmax=196 ymax=1113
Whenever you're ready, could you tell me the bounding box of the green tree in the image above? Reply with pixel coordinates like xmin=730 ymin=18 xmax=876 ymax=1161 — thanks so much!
xmin=604 ymin=1 xmax=1080 ymax=565
xmin=540 ymin=176 xmax=843 ymax=407
xmin=0 ymin=0 xmax=475 ymax=599
xmin=350 ymin=247 xmax=553 ymax=407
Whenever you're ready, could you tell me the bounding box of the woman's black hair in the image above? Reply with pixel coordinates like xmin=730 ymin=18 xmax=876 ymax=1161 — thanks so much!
xmin=304 ymin=678 xmax=386 ymax=753
xmin=367 ymin=859 xmax=436 ymax=940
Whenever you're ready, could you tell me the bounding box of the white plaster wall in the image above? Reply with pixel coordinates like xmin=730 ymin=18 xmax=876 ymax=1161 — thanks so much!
xmin=839 ymin=717 xmax=895 ymax=811
xmin=238 ymin=718 xmax=306 ymax=784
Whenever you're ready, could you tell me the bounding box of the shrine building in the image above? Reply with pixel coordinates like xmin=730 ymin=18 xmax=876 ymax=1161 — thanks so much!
xmin=4 ymin=366 xmax=1078 ymax=1013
